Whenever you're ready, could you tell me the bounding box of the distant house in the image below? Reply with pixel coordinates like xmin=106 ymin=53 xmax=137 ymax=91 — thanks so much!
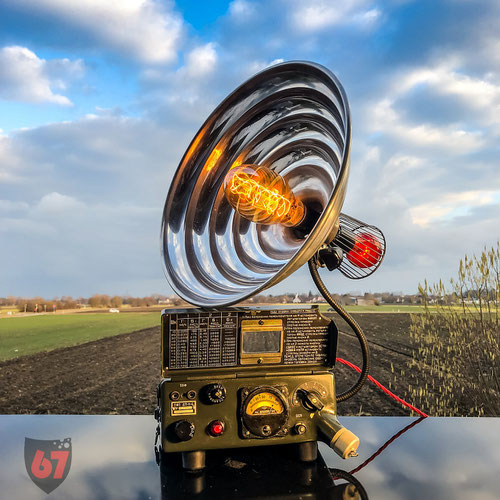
xmin=356 ymin=298 xmax=376 ymax=306
xmin=292 ymin=293 xmax=301 ymax=303
xmin=341 ymin=296 xmax=357 ymax=306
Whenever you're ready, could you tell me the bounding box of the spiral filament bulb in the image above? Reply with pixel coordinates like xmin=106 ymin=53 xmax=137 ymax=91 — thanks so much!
xmin=224 ymin=165 xmax=305 ymax=227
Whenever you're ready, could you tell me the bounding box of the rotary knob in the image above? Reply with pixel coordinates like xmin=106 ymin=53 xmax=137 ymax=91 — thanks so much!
xmin=174 ymin=420 xmax=195 ymax=441
xmin=204 ymin=383 xmax=226 ymax=404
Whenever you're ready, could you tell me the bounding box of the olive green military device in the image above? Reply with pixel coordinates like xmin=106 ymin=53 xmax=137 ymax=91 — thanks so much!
xmin=156 ymin=305 xmax=361 ymax=470
xmin=158 ymin=62 xmax=386 ymax=470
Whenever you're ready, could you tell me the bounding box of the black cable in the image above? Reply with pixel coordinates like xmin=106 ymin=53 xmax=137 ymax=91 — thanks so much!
xmin=329 ymin=469 xmax=369 ymax=500
xmin=308 ymin=258 xmax=370 ymax=402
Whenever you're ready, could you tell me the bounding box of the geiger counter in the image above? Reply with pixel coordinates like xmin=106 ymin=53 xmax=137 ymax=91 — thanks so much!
xmin=157 ymin=62 xmax=386 ymax=469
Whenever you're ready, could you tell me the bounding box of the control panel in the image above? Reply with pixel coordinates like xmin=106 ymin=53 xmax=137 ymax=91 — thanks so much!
xmin=156 ymin=306 xmax=359 ymax=467
xmin=158 ymin=373 xmax=335 ymax=452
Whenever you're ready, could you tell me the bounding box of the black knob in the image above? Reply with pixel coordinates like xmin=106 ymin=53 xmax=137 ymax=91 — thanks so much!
xmin=204 ymin=383 xmax=226 ymax=404
xmin=174 ymin=420 xmax=195 ymax=441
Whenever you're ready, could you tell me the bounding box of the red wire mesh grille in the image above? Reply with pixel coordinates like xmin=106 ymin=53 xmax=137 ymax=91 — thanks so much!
xmin=333 ymin=213 xmax=386 ymax=279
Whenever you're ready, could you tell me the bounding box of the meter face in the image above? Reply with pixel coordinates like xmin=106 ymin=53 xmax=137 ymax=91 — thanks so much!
xmin=245 ymin=392 xmax=285 ymax=415
xmin=241 ymin=386 xmax=289 ymax=438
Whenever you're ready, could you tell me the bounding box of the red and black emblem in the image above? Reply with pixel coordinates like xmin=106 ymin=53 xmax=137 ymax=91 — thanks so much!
xmin=24 ymin=438 xmax=72 ymax=493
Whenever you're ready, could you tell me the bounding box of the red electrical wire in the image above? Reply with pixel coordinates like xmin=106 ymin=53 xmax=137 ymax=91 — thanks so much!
xmin=329 ymin=358 xmax=428 ymax=481
xmin=336 ymin=357 xmax=428 ymax=417
xmin=330 ymin=416 xmax=427 ymax=480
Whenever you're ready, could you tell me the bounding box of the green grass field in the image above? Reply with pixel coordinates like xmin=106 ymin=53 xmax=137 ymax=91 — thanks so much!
xmin=0 ymin=312 xmax=160 ymax=361
xmin=0 ymin=304 xmax=426 ymax=362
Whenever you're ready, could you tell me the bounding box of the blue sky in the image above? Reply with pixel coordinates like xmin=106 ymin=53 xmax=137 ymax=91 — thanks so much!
xmin=1 ymin=0 xmax=499 ymax=298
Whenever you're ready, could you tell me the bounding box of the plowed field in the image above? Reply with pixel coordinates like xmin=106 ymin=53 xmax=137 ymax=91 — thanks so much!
xmin=0 ymin=314 xmax=419 ymax=416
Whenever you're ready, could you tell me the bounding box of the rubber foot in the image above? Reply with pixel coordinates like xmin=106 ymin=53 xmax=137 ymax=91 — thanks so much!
xmin=297 ymin=441 xmax=318 ymax=462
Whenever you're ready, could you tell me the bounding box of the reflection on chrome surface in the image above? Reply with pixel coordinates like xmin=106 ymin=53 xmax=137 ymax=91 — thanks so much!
xmin=161 ymin=61 xmax=352 ymax=307
xmin=159 ymin=446 xmax=368 ymax=499
xmin=0 ymin=416 xmax=499 ymax=499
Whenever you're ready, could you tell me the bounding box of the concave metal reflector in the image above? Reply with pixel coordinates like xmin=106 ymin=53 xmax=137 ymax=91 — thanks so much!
xmin=161 ymin=61 xmax=351 ymax=307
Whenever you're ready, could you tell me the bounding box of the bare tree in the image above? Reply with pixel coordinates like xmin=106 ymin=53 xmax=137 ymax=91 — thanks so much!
xmin=405 ymin=242 xmax=500 ymax=416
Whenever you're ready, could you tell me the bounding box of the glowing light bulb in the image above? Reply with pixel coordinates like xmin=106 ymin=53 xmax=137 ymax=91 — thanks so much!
xmin=223 ymin=165 xmax=305 ymax=227
xmin=346 ymin=232 xmax=382 ymax=268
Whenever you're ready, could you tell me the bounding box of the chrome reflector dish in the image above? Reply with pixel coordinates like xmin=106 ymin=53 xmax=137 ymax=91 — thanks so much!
xmin=161 ymin=61 xmax=351 ymax=307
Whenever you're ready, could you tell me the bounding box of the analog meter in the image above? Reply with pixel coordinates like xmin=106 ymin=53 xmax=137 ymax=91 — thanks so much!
xmin=246 ymin=391 xmax=284 ymax=415
xmin=241 ymin=387 xmax=289 ymax=438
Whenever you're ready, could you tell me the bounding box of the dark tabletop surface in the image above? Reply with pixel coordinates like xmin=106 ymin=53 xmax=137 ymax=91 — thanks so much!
xmin=0 ymin=415 xmax=499 ymax=499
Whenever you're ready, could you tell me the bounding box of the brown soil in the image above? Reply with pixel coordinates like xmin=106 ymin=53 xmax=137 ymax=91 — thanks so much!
xmin=0 ymin=314 xmax=419 ymax=416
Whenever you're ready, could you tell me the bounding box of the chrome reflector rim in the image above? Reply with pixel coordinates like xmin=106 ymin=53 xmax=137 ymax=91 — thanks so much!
xmin=161 ymin=61 xmax=351 ymax=307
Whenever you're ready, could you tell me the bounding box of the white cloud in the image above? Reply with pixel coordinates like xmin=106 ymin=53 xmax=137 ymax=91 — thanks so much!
xmin=410 ymin=190 xmax=500 ymax=227
xmin=0 ymin=113 xmax=189 ymax=296
xmin=0 ymin=199 xmax=29 ymax=213
xmin=1 ymin=0 xmax=500 ymax=299
xmin=229 ymin=0 xmax=257 ymax=20
xmin=369 ymin=97 xmax=484 ymax=153
xmin=288 ymin=0 xmax=381 ymax=32
xmin=184 ymin=43 xmax=218 ymax=77
xmin=361 ymin=57 xmax=500 ymax=156
xmin=0 ymin=46 xmax=82 ymax=105
xmin=352 ymin=7 xmax=381 ymax=27
xmin=141 ymin=43 xmax=218 ymax=84
xmin=0 ymin=131 xmax=23 ymax=182
xmin=481 ymin=34 xmax=500 ymax=69
xmin=139 ymin=42 xmax=221 ymax=127
xmin=35 ymin=192 xmax=85 ymax=213
xmin=6 ymin=0 xmax=183 ymax=64
xmin=246 ymin=58 xmax=285 ymax=75
xmin=396 ymin=60 xmax=500 ymax=126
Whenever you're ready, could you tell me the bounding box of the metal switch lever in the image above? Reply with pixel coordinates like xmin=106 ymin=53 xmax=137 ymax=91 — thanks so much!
xmin=298 ymin=389 xmax=325 ymax=411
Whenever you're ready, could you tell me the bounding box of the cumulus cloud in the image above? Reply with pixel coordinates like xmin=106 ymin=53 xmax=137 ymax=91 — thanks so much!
xmin=1 ymin=0 xmax=500 ymax=298
xmin=0 ymin=46 xmax=83 ymax=105
xmin=0 ymin=199 xmax=29 ymax=213
xmin=288 ymin=0 xmax=381 ymax=32
xmin=354 ymin=49 xmax=500 ymax=274
xmin=184 ymin=43 xmax=218 ymax=78
xmin=140 ymin=42 xmax=221 ymax=128
xmin=0 ymin=113 xmax=190 ymax=296
xmin=229 ymin=0 xmax=257 ymax=21
xmin=35 ymin=192 xmax=85 ymax=213
xmin=246 ymin=58 xmax=285 ymax=75
xmin=395 ymin=60 xmax=500 ymax=127
xmin=4 ymin=0 xmax=183 ymax=64
xmin=410 ymin=190 xmax=500 ymax=227
xmin=368 ymin=97 xmax=484 ymax=154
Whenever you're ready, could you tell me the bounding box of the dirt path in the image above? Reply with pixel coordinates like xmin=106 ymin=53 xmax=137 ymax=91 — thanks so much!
xmin=0 ymin=314 xmax=417 ymax=416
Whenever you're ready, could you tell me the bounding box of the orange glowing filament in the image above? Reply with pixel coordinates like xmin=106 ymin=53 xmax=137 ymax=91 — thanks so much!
xmin=229 ymin=173 xmax=291 ymax=216
xmin=223 ymin=165 xmax=304 ymax=227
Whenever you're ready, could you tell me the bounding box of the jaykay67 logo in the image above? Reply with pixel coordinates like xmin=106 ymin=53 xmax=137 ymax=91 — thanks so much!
xmin=25 ymin=438 xmax=72 ymax=494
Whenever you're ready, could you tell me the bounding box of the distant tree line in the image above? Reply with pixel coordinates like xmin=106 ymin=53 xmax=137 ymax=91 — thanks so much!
xmin=1 ymin=289 xmax=473 ymax=314
xmin=0 ymin=294 xmax=188 ymax=312
xmin=6 ymin=296 xmax=81 ymax=313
